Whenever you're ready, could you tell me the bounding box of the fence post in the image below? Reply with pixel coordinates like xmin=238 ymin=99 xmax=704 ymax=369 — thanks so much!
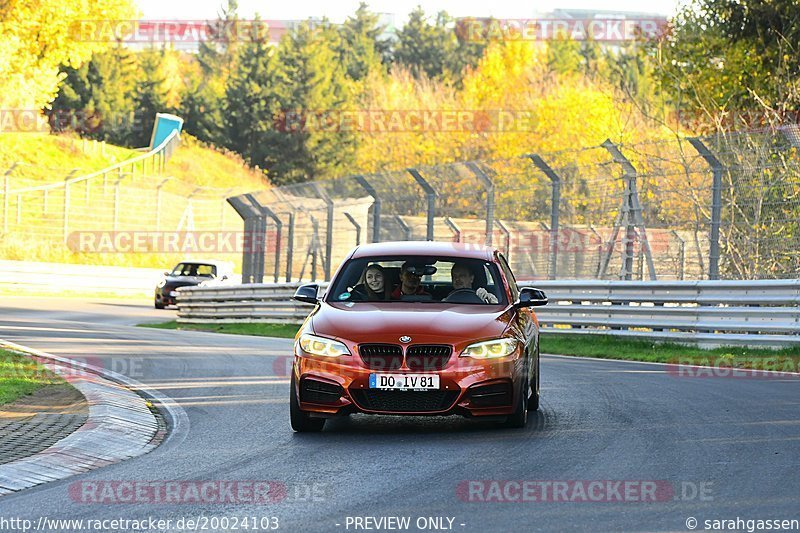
xmin=495 ymin=219 xmax=511 ymax=261
xmin=246 ymin=193 xmax=282 ymax=283
xmin=394 ymin=215 xmax=412 ymax=240
xmin=220 ymin=188 xmax=234 ymax=228
xmin=527 ymin=155 xmax=561 ymax=279
xmin=601 ymin=140 xmax=657 ymax=280
xmin=688 ymin=138 xmax=724 ymax=280
xmin=671 ymin=230 xmax=686 ymax=280
xmin=227 ymin=195 xmax=261 ymax=284
xmin=155 ymin=178 xmax=172 ymax=232
xmin=62 ymin=170 xmax=78 ymax=245
xmin=343 ymin=212 xmax=361 ymax=246
xmin=2 ymin=163 xmax=19 ymax=234
xmin=444 ymin=216 xmax=461 ymax=242
xmin=311 ymin=184 xmax=334 ymax=280
xmin=355 ymin=175 xmax=381 ymax=243
xmin=407 ymin=168 xmax=436 ymax=241
xmin=113 ymin=173 xmax=129 ymax=232
xmin=286 ymin=211 xmax=295 ymax=282
xmin=465 ymin=162 xmax=495 ymax=246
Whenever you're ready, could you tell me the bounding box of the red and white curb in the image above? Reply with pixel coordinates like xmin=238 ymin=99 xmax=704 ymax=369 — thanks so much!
xmin=0 ymin=339 xmax=188 ymax=497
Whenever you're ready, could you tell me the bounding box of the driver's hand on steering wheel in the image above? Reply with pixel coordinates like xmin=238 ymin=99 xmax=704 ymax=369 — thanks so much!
xmin=476 ymin=287 xmax=498 ymax=304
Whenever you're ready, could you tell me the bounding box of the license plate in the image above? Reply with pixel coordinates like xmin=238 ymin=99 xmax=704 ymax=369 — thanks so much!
xmin=369 ymin=373 xmax=439 ymax=391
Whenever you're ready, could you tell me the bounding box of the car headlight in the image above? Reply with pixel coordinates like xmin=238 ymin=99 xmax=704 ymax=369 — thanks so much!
xmin=460 ymin=338 xmax=518 ymax=359
xmin=298 ymin=333 xmax=350 ymax=357
xmin=157 ymin=280 xmax=166 ymax=288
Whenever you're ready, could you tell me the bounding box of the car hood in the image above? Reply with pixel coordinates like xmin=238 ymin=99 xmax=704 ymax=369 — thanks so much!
xmin=311 ymin=302 xmax=513 ymax=343
xmin=163 ymin=276 xmax=205 ymax=286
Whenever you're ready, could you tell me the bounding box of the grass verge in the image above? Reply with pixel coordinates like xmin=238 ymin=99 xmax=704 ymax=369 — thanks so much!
xmin=140 ymin=320 xmax=299 ymax=339
xmin=138 ymin=322 xmax=800 ymax=373
xmin=540 ymin=333 xmax=800 ymax=372
xmin=0 ymin=349 xmax=65 ymax=405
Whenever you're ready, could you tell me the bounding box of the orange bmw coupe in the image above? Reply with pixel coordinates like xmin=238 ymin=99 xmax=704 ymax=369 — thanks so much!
xmin=290 ymin=241 xmax=547 ymax=432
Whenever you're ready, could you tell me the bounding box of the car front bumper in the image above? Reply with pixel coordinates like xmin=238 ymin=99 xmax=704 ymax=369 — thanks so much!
xmin=293 ymin=348 xmax=526 ymax=418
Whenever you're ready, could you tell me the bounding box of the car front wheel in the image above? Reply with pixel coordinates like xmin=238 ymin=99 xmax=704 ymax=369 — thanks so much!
xmin=290 ymin=374 xmax=325 ymax=433
xmin=528 ymin=348 xmax=540 ymax=411
xmin=503 ymin=365 xmax=529 ymax=429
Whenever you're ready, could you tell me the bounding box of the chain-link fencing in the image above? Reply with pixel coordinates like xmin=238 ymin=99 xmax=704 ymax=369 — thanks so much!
xmin=229 ymin=126 xmax=800 ymax=283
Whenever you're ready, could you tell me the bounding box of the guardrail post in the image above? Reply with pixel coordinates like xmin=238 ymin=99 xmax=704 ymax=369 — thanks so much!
xmin=688 ymin=138 xmax=724 ymax=280
xmin=62 ymin=170 xmax=78 ymax=244
xmin=407 ymin=168 xmax=436 ymax=241
xmin=311 ymin=184 xmax=334 ymax=280
xmin=601 ymin=140 xmax=657 ymax=280
xmin=444 ymin=216 xmax=461 ymax=242
xmin=527 ymin=155 xmax=561 ymax=280
xmin=343 ymin=212 xmax=361 ymax=245
xmin=465 ymin=162 xmax=495 ymax=246
xmin=354 ymin=175 xmax=381 ymax=243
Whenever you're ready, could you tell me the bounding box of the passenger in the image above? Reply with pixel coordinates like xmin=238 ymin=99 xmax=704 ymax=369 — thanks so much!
xmin=449 ymin=262 xmax=499 ymax=304
xmin=390 ymin=262 xmax=431 ymax=299
xmin=352 ymin=264 xmax=389 ymax=301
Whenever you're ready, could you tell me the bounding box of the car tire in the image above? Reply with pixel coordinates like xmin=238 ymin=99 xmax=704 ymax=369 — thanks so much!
xmin=154 ymin=298 xmax=165 ymax=310
xmin=503 ymin=364 xmax=529 ymax=429
xmin=290 ymin=374 xmax=325 ymax=433
xmin=528 ymin=348 xmax=540 ymax=411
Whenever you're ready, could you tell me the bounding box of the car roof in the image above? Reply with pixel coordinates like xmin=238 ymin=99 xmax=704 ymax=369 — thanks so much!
xmin=350 ymin=241 xmax=497 ymax=261
xmin=175 ymin=259 xmax=233 ymax=269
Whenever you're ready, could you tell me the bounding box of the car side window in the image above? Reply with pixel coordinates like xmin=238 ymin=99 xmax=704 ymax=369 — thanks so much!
xmin=497 ymin=254 xmax=519 ymax=301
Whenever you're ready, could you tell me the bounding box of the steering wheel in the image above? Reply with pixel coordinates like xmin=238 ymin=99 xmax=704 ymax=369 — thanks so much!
xmin=442 ymin=288 xmax=484 ymax=303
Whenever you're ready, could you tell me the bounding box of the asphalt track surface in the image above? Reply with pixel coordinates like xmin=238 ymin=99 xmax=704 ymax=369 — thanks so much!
xmin=0 ymin=297 xmax=799 ymax=532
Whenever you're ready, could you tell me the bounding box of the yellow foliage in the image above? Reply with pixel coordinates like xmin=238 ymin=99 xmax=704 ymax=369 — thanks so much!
xmin=0 ymin=0 xmax=139 ymax=110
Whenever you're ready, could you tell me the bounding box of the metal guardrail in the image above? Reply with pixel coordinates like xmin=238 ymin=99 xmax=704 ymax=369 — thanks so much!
xmin=176 ymin=279 xmax=800 ymax=347
xmin=0 ymin=260 xmax=165 ymax=296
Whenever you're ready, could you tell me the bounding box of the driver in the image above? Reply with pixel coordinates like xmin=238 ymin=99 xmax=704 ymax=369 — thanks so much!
xmin=449 ymin=262 xmax=499 ymax=304
xmin=390 ymin=261 xmax=431 ymax=299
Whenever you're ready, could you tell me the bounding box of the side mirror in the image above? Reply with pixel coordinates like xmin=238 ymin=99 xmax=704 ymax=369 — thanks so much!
xmin=163 ymin=271 xmax=170 ymax=276
xmin=221 ymin=275 xmax=229 ymax=281
xmin=515 ymin=287 xmax=548 ymax=308
xmin=293 ymin=284 xmax=320 ymax=305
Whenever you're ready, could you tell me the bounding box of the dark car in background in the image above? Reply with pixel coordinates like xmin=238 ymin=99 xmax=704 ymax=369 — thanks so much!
xmin=154 ymin=260 xmax=234 ymax=309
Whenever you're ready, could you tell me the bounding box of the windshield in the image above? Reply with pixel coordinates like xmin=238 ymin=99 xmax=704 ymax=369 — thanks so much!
xmin=170 ymin=263 xmax=217 ymax=277
xmin=326 ymin=256 xmax=507 ymax=305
